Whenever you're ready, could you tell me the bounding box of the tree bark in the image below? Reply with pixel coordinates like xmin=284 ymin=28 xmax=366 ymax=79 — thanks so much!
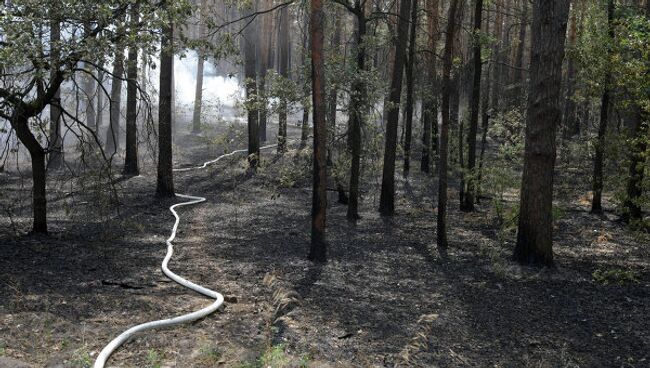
xmin=512 ymin=0 xmax=528 ymax=104
xmin=106 ymin=44 xmax=125 ymax=156
xmin=48 ymin=20 xmax=64 ymax=169
xmin=421 ymin=0 xmax=440 ymax=174
xmin=123 ymin=5 xmax=139 ymax=176
xmin=309 ymin=0 xmax=328 ymax=262
xmin=11 ymin=113 xmax=48 ymax=233
xmin=514 ymin=0 xmax=570 ymax=266
xmin=156 ymin=18 xmax=175 ymax=197
xmin=277 ymin=6 xmax=290 ymax=153
xmin=562 ymin=3 xmax=579 ymax=138
xmin=461 ymin=0 xmax=484 ymax=211
xmin=379 ymin=0 xmax=413 ymax=216
xmin=192 ymin=0 xmax=208 ymax=135
xmin=347 ymin=3 xmax=366 ymax=221
xmin=437 ymin=0 xmax=460 ymax=247
xmin=243 ymin=6 xmax=260 ymax=169
xmin=402 ymin=0 xmax=418 ymax=178
xmin=623 ymin=109 xmax=646 ymax=223
xmin=591 ymin=0 xmax=614 ymax=214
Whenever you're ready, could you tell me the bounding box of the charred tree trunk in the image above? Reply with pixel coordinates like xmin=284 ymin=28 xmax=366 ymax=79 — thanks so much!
xmin=379 ymin=0 xmax=413 ymax=216
xmin=623 ymin=109 xmax=647 ymax=223
xmin=308 ymin=0 xmax=328 ymax=262
xmin=421 ymin=0 xmax=440 ymax=174
xmin=277 ymin=6 xmax=290 ymax=153
xmin=12 ymin=114 xmax=48 ymax=233
xmin=243 ymin=6 xmax=260 ymax=169
xmin=82 ymin=23 xmax=97 ymax=133
xmin=562 ymin=4 xmax=579 ymax=138
xmin=48 ymin=20 xmax=64 ymax=169
xmin=106 ymin=43 xmax=125 ymax=157
xmin=191 ymin=0 xmax=208 ymax=135
xmin=437 ymin=0 xmax=460 ymax=247
xmin=156 ymin=18 xmax=175 ymax=197
xmin=403 ymin=0 xmax=418 ymax=178
xmin=514 ymin=0 xmax=570 ymax=266
xmin=512 ymin=0 xmax=528 ymax=104
xmin=591 ymin=0 xmax=614 ymax=214
xmin=461 ymin=0 xmax=484 ymax=211
xmin=347 ymin=3 xmax=366 ymax=221
xmin=123 ymin=5 xmax=139 ymax=176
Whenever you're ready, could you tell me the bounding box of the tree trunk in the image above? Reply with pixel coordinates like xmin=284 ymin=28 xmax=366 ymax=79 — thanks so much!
xmin=192 ymin=0 xmax=208 ymax=135
xmin=623 ymin=109 xmax=646 ymax=223
xmin=437 ymin=0 xmax=460 ymax=247
xmin=83 ymin=23 xmax=97 ymax=133
xmin=11 ymin=115 xmax=48 ymax=233
xmin=491 ymin=0 xmax=504 ymax=112
xmin=378 ymin=0 xmax=413 ymax=216
xmin=243 ymin=6 xmax=260 ymax=169
xmin=512 ymin=0 xmax=528 ymax=104
xmin=278 ymin=6 xmax=290 ymax=153
xmin=106 ymin=45 xmax=125 ymax=156
xmin=562 ymin=4 xmax=579 ymax=138
xmin=156 ymin=19 xmax=175 ymax=197
xmin=309 ymin=0 xmax=328 ymax=262
xmin=192 ymin=53 xmax=205 ymax=134
xmin=258 ymin=4 xmax=273 ymax=144
xmin=591 ymin=0 xmax=614 ymax=214
xmin=48 ymin=20 xmax=64 ymax=169
xmin=347 ymin=4 xmax=366 ymax=221
xmin=402 ymin=0 xmax=418 ymax=178
xmin=421 ymin=0 xmax=440 ymax=174
xmin=96 ymin=67 xmax=104 ymax=129
xmin=461 ymin=0 xmax=484 ymax=211
xmin=514 ymin=0 xmax=570 ymax=266
xmin=123 ymin=6 xmax=139 ymax=176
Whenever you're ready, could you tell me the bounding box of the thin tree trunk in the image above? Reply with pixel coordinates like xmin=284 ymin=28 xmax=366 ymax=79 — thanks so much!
xmin=106 ymin=45 xmax=125 ymax=156
xmin=562 ymin=4 xmax=579 ymax=138
xmin=48 ymin=20 xmax=64 ymax=169
xmin=156 ymin=18 xmax=175 ymax=197
xmin=514 ymin=0 xmax=570 ymax=266
xmin=96 ymin=67 xmax=104 ymax=129
xmin=623 ymin=109 xmax=646 ymax=223
xmin=192 ymin=54 xmax=205 ymax=134
xmin=243 ymin=6 xmax=260 ymax=169
xmin=437 ymin=0 xmax=460 ymax=248
xmin=12 ymin=115 xmax=48 ymax=233
xmin=591 ymin=0 xmax=614 ymax=214
xmin=378 ymin=0 xmax=413 ymax=216
xmin=512 ymin=0 xmax=528 ymax=104
xmin=192 ymin=0 xmax=208 ymax=134
xmin=83 ymin=23 xmax=97 ymax=133
xmin=123 ymin=5 xmax=139 ymax=176
xmin=421 ymin=0 xmax=440 ymax=174
xmin=402 ymin=0 xmax=418 ymax=178
xmin=277 ymin=6 xmax=290 ymax=153
xmin=309 ymin=0 xmax=328 ymax=262
xmin=461 ymin=0 xmax=484 ymax=211
xmin=347 ymin=3 xmax=366 ymax=221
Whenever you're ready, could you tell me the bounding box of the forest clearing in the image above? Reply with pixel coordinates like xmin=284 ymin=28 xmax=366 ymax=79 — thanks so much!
xmin=1 ymin=0 xmax=649 ymax=367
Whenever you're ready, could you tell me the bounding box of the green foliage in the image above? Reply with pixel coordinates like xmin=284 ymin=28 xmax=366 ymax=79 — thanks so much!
xmin=71 ymin=345 xmax=92 ymax=368
xmin=146 ymin=349 xmax=162 ymax=368
xmin=592 ymin=268 xmax=639 ymax=285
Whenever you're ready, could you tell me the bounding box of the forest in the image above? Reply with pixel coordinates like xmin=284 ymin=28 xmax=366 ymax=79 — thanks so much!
xmin=0 ymin=0 xmax=649 ymax=366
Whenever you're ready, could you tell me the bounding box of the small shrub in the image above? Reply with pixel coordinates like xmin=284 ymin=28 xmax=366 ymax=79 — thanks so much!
xmin=592 ymin=268 xmax=639 ymax=285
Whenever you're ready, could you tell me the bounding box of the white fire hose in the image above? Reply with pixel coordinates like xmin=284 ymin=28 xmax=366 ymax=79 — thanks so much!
xmin=94 ymin=144 xmax=277 ymax=367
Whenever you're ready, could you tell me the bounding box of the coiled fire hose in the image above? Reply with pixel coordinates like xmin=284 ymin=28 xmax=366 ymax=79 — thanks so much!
xmin=94 ymin=144 xmax=277 ymax=367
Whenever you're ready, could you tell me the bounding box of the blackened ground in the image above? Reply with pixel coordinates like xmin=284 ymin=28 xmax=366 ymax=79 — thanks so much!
xmin=0 ymin=121 xmax=648 ymax=367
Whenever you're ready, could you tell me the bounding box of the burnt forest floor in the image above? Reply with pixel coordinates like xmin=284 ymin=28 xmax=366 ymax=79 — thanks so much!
xmin=1 ymin=120 xmax=649 ymax=368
